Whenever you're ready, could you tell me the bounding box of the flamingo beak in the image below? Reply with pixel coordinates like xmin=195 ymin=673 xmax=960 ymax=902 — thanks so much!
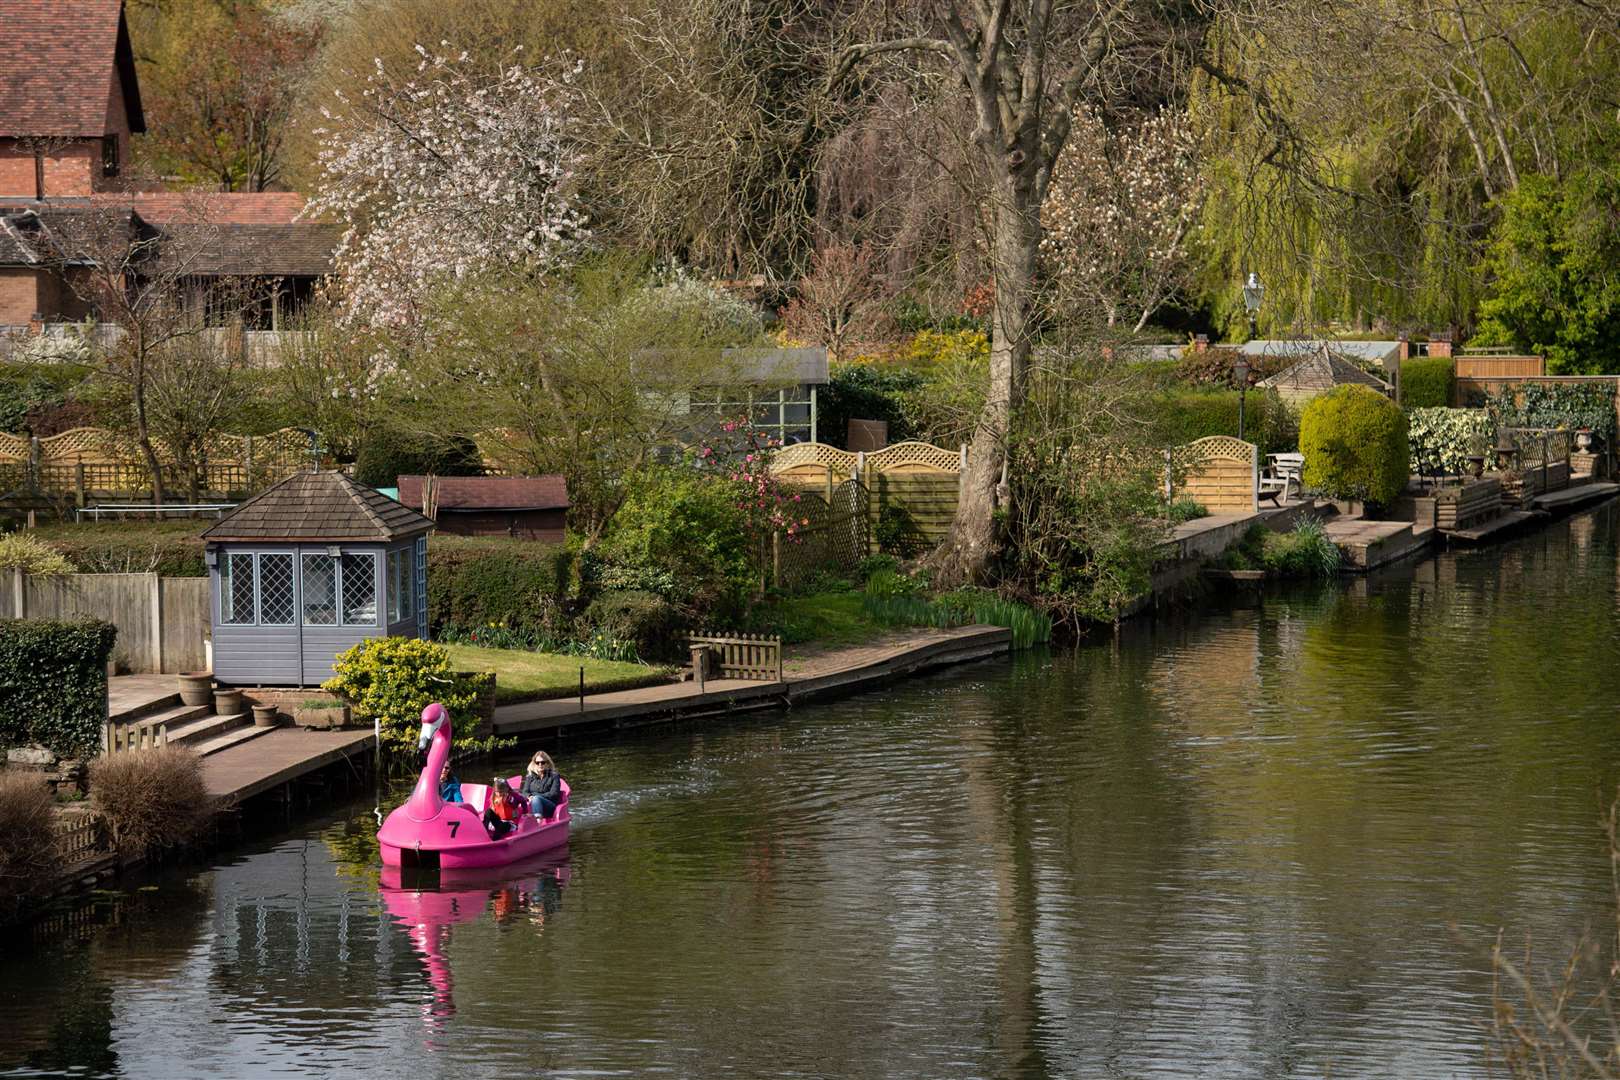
xmin=418 ymin=723 xmax=433 ymax=751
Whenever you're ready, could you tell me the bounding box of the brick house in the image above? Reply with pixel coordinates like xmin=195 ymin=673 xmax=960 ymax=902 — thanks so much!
xmin=0 ymin=0 xmax=335 ymax=337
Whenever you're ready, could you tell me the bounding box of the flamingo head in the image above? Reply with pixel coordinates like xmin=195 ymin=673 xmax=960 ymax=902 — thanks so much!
xmin=418 ymin=702 xmax=449 ymax=751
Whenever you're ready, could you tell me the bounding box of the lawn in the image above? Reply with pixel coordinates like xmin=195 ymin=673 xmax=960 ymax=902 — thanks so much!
xmin=442 ymin=643 xmax=675 ymax=705
xmin=764 ymin=591 xmax=893 ymax=646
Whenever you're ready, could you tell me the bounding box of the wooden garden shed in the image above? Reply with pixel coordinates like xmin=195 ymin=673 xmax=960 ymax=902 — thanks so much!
xmin=202 ymin=470 xmax=434 ymax=687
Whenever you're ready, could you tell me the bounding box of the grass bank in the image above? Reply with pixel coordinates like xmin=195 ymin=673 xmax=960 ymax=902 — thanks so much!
xmin=442 ymin=643 xmax=674 ymax=705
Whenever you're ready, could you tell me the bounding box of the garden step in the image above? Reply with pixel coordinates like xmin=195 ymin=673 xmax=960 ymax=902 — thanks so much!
xmin=189 ymin=718 xmax=278 ymax=761
xmin=164 ymin=711 xmax=251 ymax=748
xmin=112 ymin=703 xmax=212 ymax=736
xmin=189 ymin=719 xmax=276 ymax=758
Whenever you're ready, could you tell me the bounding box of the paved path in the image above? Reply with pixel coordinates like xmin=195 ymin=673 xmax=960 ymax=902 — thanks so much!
xmin=108 ymin=674 xmax=178 ymax=720
xmin=493 ymin=625 xmax=1012 ymax=737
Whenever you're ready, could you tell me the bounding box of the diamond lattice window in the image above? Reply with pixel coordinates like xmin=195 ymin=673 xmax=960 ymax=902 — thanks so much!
xmin=258 ymin=553 xmax=295 ymax=625
xmin=341 ymin=552 xmax=377 ymax=625
xmin=302 ymin=553 xmax=336 ymax=626
xmin=223 ymin=553 xmax=255 ymax=625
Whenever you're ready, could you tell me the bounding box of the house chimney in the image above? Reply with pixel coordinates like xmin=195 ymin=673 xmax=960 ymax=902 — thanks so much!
xmin=1428 ymin=330 xmax=1452 ymax=359
xmin=1193 ymin=334 xmax=1209 ymax=353
xmin=1397 ymin=332 xmax=1409 ymax=363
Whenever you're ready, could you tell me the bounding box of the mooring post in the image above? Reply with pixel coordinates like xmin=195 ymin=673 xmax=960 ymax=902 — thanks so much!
xmin=579 ymin=666 xmax=585 ymax=713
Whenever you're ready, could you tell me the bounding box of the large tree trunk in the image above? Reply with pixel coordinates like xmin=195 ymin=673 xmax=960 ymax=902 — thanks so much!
xmin=930 ymin=187 xmax=1039 ymax=584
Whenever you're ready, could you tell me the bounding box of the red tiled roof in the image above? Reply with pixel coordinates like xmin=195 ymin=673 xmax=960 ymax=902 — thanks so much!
xmin=397 ymin=475 xmax=571 ymax=512
xmin=90 ymin=192 xmax=311 ymax=225
xmin=0 ymin=0 xmax=145 ymax=137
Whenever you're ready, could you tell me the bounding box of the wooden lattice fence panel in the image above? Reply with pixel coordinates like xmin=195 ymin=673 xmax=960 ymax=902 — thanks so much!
xmin=774 ymin=478 xmax=869 ymax=589
xmin=1171 ymin=436 xmax=1257 ymax=514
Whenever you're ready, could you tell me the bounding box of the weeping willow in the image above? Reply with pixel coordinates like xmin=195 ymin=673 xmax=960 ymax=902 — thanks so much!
xmin=1189 ymin=0 xmax=1619 ymax=339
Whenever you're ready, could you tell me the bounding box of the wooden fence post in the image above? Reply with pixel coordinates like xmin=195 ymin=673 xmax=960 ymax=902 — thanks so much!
xmin=825 ymin=463 xmax=834 ymax=505
xmin=11 ymin=567 xmax=23 ymax=618
xmin=771 ymin=531 xmax=781 ymax=589
xmin=75 ymin=461 xmax=86 ymax=508
xmin=149 ymin=573 xmax=163 ymax=674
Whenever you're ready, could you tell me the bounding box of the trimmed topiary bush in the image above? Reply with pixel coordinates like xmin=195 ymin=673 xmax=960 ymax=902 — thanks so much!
xmin=0 ymin=771 xmax=57 ymax=920
xmin=0 ymin=618 xmax=117 ymax=757
xmin=323 ymin=636 xmax=488 ymax=756
xmin=1151 ymin=388 xmax=1297 ymax=454
xmin=89 ymin=747 xmax=212 ymax=858
xmin=1400 ymin=356 xmax=1454 ymax=409
xmin=427 ymin=537 xmax=574 ymax=641
xmin=1299 ymin=385 xmax=1410 ymax=508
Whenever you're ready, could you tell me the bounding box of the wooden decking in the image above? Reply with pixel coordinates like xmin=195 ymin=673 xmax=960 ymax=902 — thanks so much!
xmin=201 ymin=726 xmax=374 ymax=802
xmin=493 ymin=625 xmax=1013 ymax=738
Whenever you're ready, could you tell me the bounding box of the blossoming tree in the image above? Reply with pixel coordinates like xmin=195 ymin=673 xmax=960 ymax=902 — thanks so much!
xmin=304 ymin=45 xmax=589 ymax=327
xmin=1040 ymin=107 xmax=1205 ymax=332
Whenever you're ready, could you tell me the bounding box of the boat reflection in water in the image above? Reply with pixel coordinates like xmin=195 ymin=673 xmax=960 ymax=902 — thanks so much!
xmin=378 ymin=848 xmax=571 ymax=1034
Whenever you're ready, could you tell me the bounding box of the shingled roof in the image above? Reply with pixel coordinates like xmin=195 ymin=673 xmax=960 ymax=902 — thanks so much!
xmin=1258 ymin=344 xmax=1392 ymax=396
xmin=397 ymin=475 xmax=570 ymax=513
xmin=203 ymin=470 xmax=434 ymax=543
xmin=0 ymin=0 xmax=145 ymax=137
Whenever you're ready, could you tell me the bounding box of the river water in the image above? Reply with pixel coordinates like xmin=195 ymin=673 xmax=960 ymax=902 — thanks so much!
xmin=7 ymin=505 xmax=1620 ymax=1079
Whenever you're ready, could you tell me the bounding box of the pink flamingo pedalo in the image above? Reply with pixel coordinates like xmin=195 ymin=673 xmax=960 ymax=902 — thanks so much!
xmin=377 ymin=703 xmax=570 ymax=869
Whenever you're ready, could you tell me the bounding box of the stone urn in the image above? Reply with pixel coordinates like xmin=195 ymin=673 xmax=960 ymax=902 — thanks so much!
xmin=177 ymin=672 xmax=213 ymax=707
xmin=213 ymin=688 xmax=244 ymax=715
xmin=1576 ymin=429 xmax=1594 ymax=451
xmin=251 ymin=704 xmax=280 ymax=728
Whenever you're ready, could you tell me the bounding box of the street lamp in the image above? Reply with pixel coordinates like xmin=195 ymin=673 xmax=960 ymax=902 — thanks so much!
xmin=1242 ymin=271 xmax=1265 ymax=340
xmin=1234 ymin=358 xmax=1250 ymax=441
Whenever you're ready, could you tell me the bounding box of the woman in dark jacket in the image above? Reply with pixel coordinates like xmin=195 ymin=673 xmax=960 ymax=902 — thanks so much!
xmin=520 ymin=751 xmax=562 ymax=818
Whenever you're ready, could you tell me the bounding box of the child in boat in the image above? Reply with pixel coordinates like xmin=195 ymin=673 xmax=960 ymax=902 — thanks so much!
xmin=439 ymin=762 xmax=463 ymax=804
xmin=520 ymin=751 xmax=561 ymax=818
xmin=482 ymin=776 xmax=524 ymax=838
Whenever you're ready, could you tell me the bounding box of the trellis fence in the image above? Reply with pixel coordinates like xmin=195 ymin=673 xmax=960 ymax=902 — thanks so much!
xmin=1165 ymin=436 xmax=1259 ymax=514
xmin=771 ymin=441 xmax=965 ymax=565
xmin=0 ymin=426 xmax=313 ymax=505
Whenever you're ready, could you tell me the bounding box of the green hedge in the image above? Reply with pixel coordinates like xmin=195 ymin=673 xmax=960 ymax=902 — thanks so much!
xmin=1300 ymin=385 xmax=1410 ymax=507
xmin=352 ymin=429 xmax=484 ymax=489
xmin=1400 ymin=357 xmax=1454 ymax=408
xmin=31 ymin=522 xmax=206 ymax=577
xmin=0 ymin=618 xmax=117 ymax=757
xmin=427 ymin=537 xmax=575 ymax=640
xmin=1151 ymin=388 xmax=1296 ymax=454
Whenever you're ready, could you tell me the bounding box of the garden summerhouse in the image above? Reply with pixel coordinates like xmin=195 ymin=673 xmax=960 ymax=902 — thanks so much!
xmin=202 ymin=470 xmax=434 ymax=686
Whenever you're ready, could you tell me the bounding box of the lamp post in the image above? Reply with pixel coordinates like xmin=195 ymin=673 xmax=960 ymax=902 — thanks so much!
xmin=1234 ymin=358 xmax=1250 ymax=442
xmin=1242 ymin=271 xmax=1265 ymax=340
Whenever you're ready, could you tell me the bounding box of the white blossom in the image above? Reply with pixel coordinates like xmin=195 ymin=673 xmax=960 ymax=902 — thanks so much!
xmin=1041 ymin=107 xmax=1205 ymax=332
xmin=302 ymin=48 xmax=589 ymax=328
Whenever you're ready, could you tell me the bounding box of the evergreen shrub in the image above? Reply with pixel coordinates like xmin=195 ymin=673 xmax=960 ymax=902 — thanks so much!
xmin=579 ymin=590 xmax=680 ymax=661
xmin=1400 ymin=357 xmax=1454 ymax=408
xmin=0 ymin=533 xmax=74 ymax=577
xmin=1406 ymin=408 xmax=1495 ymax=475
xmin=0 ymin=618 xmax=116 ymax=757
xmin=601 ymin=467 xmax=755 ymax=619
xmin=1152 ymin=388 xmax=1296 ymax=454
xmin=323 ymin=636 xmax=489 ymax=756
xmin=353 ymin=429 xmax=484 ymax=489
xmin=427 ymin=538 xmax=574 ymax=641
xmin=1299 ymin=385 xmax=1410 ymax=508
xmin=32 ymin=522 xmax=206 ymax=576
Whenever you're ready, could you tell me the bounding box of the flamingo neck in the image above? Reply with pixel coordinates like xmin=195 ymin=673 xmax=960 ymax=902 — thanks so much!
xmin=405 ymin=721 xmax=451 ymax=821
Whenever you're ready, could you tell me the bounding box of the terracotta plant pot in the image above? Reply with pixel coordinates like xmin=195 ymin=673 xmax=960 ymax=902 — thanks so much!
xmin=177 ymin=672 xmax=213 ymax=707
xmin=251 ymin=704 xmax=280 ymax=728
xmin=213 ymin=688 xmax=244 ymax=715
